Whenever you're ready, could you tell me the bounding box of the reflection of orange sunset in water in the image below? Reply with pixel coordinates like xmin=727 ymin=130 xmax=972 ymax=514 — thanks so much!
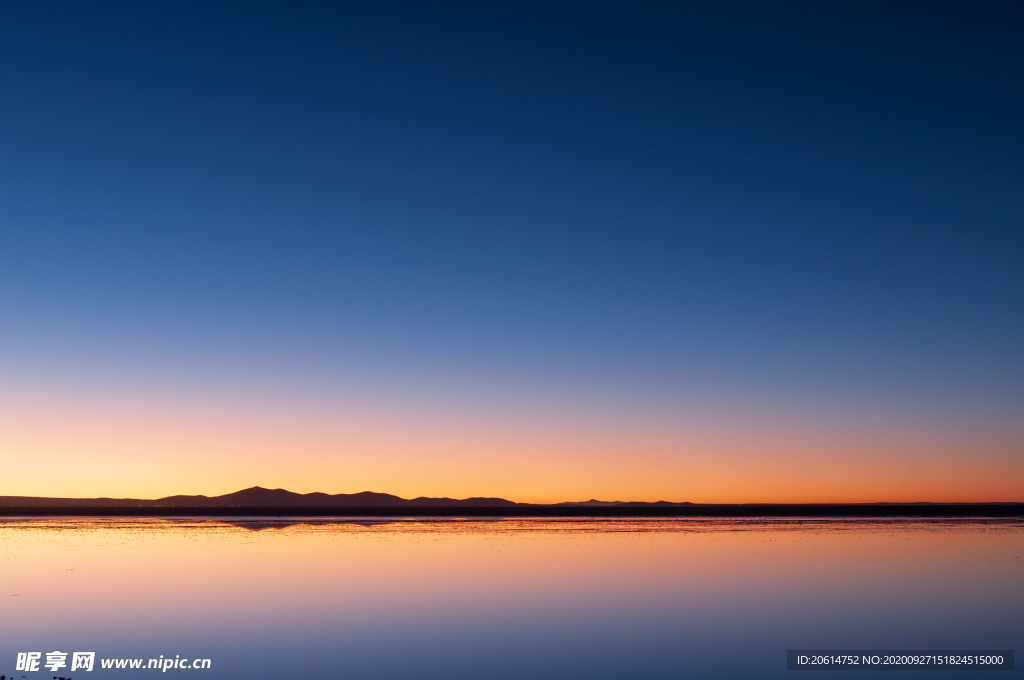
xmin=2 ymin=519 xmax=1021 ymax=648
xmin=1 ymin=389 xmax=1021 ymax=503
xmin=4 ymin=522 xmax=1022 ymax=680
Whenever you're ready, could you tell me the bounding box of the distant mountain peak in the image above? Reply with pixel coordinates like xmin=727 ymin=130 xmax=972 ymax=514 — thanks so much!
xmin=230 ymin=486 xmax=293 ymax=495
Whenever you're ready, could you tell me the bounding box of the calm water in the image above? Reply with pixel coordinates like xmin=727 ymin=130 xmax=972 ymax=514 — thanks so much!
xmin=1 ymin=518 xmax=1020 ymax=679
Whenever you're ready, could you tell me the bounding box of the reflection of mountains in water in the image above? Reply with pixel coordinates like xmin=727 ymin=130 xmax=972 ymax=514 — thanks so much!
xmin=219 ymin=519 xmax=414 ymax=531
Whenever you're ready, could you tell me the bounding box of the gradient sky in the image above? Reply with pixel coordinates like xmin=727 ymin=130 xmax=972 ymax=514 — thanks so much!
xmin=1 ymin=1 xmax=1021 ymax=502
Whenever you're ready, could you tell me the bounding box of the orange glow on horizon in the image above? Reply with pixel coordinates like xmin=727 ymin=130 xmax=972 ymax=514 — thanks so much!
xmin=1 ymin=390 xmax=1022 ymax=504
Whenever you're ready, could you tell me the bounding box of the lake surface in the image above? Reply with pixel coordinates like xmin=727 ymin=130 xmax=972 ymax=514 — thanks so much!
xmin=1 ymin=517 xmax=1020 ymax=679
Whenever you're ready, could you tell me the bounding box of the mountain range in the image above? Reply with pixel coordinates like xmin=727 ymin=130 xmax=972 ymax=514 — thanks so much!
xmin=0 ymin=486 xmax=527 ymax=508
xmin=0 ymin=486 xmax=696 ymax=508
xmin=0 ymin=488 xmax=1019 ymax=516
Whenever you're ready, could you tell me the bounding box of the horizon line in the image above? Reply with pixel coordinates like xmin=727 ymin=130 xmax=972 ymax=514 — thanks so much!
xmin=1 ymin=485 xmax=1022 ymax=506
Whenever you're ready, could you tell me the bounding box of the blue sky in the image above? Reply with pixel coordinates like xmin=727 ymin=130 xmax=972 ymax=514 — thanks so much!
xmin=1 ymin=2 xmax=1022 ymax=499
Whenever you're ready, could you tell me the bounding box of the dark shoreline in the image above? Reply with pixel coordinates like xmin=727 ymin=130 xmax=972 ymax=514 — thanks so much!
xmin=1 ymin=503 xmax=1021 ymax=518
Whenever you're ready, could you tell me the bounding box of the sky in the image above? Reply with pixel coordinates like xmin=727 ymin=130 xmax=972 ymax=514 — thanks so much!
xmin=1 ymin=1 xmax=1021 ymax=502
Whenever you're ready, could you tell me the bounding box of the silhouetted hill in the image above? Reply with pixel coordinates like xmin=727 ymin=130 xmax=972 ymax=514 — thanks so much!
xmin=155 ymin=487 xmax=413 ymax=507
xmin=0 ymin=486 xmax=518 ymax=508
